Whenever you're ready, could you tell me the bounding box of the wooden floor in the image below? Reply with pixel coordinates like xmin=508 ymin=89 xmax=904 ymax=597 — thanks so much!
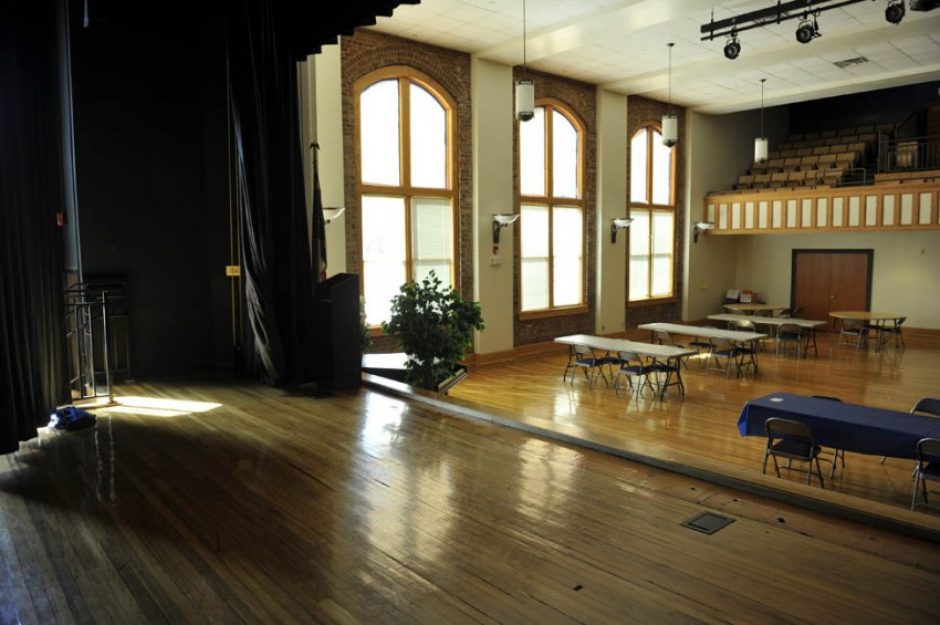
xmin=2 ymin=379 xmax=940 ymax=623
xmin=451 ymin=331 xmax=940 ymax=519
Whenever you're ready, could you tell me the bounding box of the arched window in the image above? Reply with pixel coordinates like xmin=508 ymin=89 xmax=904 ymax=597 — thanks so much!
xmin=629 ymin=124 xmax=675 ymax=302
xmin=355 ymin=67 xmax=457 ymax=326
xmin=518 ymin=100 xmax=585 ymax=314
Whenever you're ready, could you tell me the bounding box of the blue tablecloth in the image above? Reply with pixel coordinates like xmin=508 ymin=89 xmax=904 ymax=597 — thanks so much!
xmin=738 ymin=392 xmax=940 ymax=459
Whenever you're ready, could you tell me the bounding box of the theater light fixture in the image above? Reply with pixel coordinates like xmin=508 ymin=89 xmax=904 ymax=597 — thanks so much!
xmin=610 ymin=217 xmax=634 ymax=243
xmin=515 ymin=0 xmax=535 ymax=122
xmin=885 ymin=0 xmax=906 ymax=23
xmin=795 ymin=13 xmax=821 ymax=44
xmin=693 ymin=221 xmax=714 ymax=244
xmin=492 ymin=213 xmax=521 ymax=244
xmin=662 ymin=43 xmax=678 ymax=147
xmin=701 ymin=1 xmax=876 ymax=55
xmin=723 ymin=31 xmax=741 ymax=60
xmin=754 ymin=79 xmax=768 ymax=164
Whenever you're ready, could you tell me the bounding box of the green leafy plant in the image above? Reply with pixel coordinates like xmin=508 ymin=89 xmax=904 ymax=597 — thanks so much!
xmin=382 ymin=271 xmax=484 ymax=391
xmin=358 ymin=295 xmax=372 ymax=352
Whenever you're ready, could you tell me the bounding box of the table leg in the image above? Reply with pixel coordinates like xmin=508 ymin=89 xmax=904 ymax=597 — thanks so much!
xmin=875 ymin=321 xmax=888 ymax=353
xmin=673 ymin=356 xmax=685 ymax=397
xmin=805 ymin=328 xmax=817 ymax=359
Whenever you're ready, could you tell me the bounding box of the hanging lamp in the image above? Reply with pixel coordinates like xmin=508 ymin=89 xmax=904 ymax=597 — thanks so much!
xmin=515 ymin=0 xmax=534 ymax=121
xmin=662 ymin=42 xmax=678 ymax=148
xmin=754 ymin=78 xmax=768 ymax=163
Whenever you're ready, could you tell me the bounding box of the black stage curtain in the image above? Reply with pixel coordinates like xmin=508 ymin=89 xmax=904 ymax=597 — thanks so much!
xmin=225 ymin=0 xmax=416 ymax=385
xmin=0 ymin=0 xmax=70 ymax=453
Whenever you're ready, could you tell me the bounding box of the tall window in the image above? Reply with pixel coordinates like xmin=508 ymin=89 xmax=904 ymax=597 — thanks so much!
xmin=355 ymin=67 xmax=457 ymax=326
xmin=519 ymin=101 xmax=585 ymax=314
xmin=629 ymin=124 xmax=675 ymax=302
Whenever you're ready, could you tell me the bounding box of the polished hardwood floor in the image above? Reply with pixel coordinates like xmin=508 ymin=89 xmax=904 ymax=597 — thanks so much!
xmin=452 ymin=330 xmax=940 ymax=516
xmin=3 ymin=379 xmax=940 ymax=623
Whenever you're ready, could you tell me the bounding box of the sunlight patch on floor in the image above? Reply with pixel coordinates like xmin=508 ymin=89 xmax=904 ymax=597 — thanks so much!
xmin=104 ymin=395 xmax=222 ymax=418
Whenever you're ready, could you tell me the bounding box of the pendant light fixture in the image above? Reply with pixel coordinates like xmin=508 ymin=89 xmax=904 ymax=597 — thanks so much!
xmin=754 ymin=78 xmax=768 ymax=164
xmin=515 ymin=0 xmax=534 ymax=122
xmin=662 ymin=42 xmax=678 ymax=148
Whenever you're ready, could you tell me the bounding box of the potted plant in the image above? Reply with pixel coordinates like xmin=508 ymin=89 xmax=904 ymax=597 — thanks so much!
xmin=382 ymin=271 xmax=484 ymax=391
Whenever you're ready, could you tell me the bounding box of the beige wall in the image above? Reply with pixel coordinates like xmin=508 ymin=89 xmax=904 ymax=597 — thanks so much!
xmin=595 ymin=88 xmax=627 ymax=334
xmin=471 ymin=58 xmax=515 ymax=353
xmin=683 ymin=107 xmax=787 ymax=321
xmin=735 ymin=230 xmax=940 ymax=329
xmin=314 ymin=44 xmax=347 ymax=276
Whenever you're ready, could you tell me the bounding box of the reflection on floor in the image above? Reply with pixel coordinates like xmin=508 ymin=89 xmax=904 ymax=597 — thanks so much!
xmin=2 ymin=379 xmax=940 ymax=623
xmin=451 ymin=331 xmax=940 ymax=514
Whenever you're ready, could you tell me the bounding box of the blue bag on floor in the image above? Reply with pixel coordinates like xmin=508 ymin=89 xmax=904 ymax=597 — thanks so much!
xmin=50 ymin=406 xmax=96 ymax=431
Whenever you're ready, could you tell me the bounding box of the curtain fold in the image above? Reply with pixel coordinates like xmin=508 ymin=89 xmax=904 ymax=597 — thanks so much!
xmin=226 ymin=0 xmax=417 ymax=385
xmin=0 ymin=0 xmax=70 ymax=454
xmin=226 ymin=0 xmax=318 ymax=384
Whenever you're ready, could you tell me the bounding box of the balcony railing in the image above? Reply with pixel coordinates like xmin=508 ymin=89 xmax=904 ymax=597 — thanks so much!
xmin=878 ymin=134 xmax=940 ymax=173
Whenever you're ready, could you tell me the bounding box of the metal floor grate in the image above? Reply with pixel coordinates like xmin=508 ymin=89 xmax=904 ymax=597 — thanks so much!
xmin=681 ymin=512 xmax=735 ymax=535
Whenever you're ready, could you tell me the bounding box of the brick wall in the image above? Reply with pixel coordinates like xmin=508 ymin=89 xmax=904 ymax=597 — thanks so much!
xmin=512 ymin=68 xmax=598 ymax=346
xmin=341 ymin=30 xmax=472 ymax=353
xmin=626 ymin=95 xmax=687 ymax=327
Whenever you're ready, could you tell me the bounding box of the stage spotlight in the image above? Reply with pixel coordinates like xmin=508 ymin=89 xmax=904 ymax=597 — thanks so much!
xmin=795 ymin=15 xmax=820 ymax=44
xmin=724 ymin=33 xmax=741 ymax=60
xmin=885 ymin=0 xmax=906 ymax=23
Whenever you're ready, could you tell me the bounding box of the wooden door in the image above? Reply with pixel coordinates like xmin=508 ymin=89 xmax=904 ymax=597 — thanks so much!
xmin=793 ymin=252 xmax=831 ymax=325
xmin=792 ymin=250 xmax=872 ymax=331
xmin=829 ymin=253 xmax=870 ymax=312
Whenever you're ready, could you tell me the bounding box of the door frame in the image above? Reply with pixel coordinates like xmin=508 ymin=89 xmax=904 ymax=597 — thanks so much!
xmin=789 ymin=249 xmax=874 ymax=312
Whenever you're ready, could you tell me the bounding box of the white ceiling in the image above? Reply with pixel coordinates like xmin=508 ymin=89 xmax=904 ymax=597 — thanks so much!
xmin=369 ymin=0 xmax=940 ymax=113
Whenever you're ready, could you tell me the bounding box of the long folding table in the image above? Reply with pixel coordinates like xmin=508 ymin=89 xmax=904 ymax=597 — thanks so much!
xmin=829 ymin=311 xmax=905 ymax=353
xmin=554 ymin=334 xmax=696 ymax=399
xmin=637 ymin=322 xmax=768 ymax=375
xmin=707 ymin=313 xmax=826 ymax=358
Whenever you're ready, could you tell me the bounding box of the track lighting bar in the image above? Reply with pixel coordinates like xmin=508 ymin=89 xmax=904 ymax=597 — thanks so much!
xmin=700 ymin=0 xmax=869 ymax=40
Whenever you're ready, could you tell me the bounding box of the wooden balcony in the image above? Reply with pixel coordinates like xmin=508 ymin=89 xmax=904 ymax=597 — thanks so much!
xmin=703 ymin=178 xmax=940 ymax=235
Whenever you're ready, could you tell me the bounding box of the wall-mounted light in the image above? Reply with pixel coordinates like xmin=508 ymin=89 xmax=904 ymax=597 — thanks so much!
xmin=693 ymin=221 xmax=715 ymax=244
xmin=493 ymin=213 xmax=520 ymax=244
xmin=610 ymin=217 xmax=634 ymax=243
xmin=323 ymin=207 xmax=345 ymax=224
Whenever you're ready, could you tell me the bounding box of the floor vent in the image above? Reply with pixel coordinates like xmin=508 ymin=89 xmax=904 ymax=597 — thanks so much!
xmin=681 ymin=512 xmax=735 ymax=535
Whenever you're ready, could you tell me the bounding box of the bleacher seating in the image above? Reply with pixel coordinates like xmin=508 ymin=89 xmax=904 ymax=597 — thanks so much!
xmin=727 ymin=123 xmax=893 ymax=192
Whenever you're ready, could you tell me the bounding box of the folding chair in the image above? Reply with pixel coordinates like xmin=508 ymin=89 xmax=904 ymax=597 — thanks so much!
xmin=612 ymin=351 xmax=652 ymax=399
xmin=912 ymin=438 xmax=940 ymax=511
xmin=763 ymin=417 xmax=825 ymax=488
xmin=563 ymin=344 xmax=608 ymax=387
xmin=810 ymin=395 xmax=847 ymax=478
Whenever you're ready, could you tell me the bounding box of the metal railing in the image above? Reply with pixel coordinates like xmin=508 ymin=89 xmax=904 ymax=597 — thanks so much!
xmin=838 ymin=166 xmax=869 ymax=186
xmin=878 ymin=134 xmax=940 ymax=173
xmin=65 ymin=281 xmax=129 ymax=404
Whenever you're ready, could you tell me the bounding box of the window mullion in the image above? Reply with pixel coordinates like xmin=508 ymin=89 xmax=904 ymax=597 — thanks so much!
xmin=646 ymin=132 xmax=654 ymax=298
xmin=400 ymin=78 xmax=414 ymax=281
xmin=545 ymin=106 xmax=554 ymax=309
xmin=647 ymin=210 xmax=654 ymax=299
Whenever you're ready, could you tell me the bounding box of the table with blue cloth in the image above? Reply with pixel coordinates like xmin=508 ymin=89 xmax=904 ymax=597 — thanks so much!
xmin=738 ymin=392 xmax=940 ymax=459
